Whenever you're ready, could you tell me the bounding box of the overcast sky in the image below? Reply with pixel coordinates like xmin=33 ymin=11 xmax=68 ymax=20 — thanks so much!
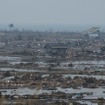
xmin=0 ymin=0 xmax=105 ymax=27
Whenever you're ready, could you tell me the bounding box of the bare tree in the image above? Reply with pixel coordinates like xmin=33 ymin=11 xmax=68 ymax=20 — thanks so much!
xmin=9 ymin=23 xmax=14 ymax=30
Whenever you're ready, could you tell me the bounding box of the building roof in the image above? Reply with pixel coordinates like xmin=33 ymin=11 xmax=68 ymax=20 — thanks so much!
xmin=45 ymin=43 xmax=68 ymax=49
xmin=82 ymin=27 xmax=100 ymax=35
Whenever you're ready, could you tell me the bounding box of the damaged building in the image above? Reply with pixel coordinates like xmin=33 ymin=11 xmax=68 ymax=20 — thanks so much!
xmin=44 ymin=43 xmax=68 ymax=57
xmin=82 ymin=27 xmax=100 ymax=39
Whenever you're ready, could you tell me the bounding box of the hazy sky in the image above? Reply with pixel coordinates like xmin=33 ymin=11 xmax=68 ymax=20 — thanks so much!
xmin=0 ymin=0 xmax=105 ymax=26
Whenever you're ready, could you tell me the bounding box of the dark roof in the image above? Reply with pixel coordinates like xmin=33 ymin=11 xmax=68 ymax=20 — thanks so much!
xmin=45 ymin=43 xmax=68 ymax=49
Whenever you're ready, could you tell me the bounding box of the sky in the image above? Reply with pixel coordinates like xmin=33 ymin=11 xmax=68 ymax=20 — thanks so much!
xmin=0 ymin=0 xmax=105 ymax=30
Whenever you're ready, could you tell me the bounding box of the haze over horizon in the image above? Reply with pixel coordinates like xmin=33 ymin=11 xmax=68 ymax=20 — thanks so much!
xmin=0 ymin=0 xmax=105 ymax=31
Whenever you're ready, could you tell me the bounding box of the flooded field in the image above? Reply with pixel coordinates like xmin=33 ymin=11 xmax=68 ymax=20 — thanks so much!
xmin=1 ymin=87 xmax=105 ymax=99
xmin=0 ymin=38 xmax=105 ymax=105
xmin=0 ymin=55 xmax=21 ymax=62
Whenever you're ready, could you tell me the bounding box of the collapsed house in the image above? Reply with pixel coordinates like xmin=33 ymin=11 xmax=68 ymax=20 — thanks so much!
xmin=44 ymin=43 xmax=68 ymax=56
